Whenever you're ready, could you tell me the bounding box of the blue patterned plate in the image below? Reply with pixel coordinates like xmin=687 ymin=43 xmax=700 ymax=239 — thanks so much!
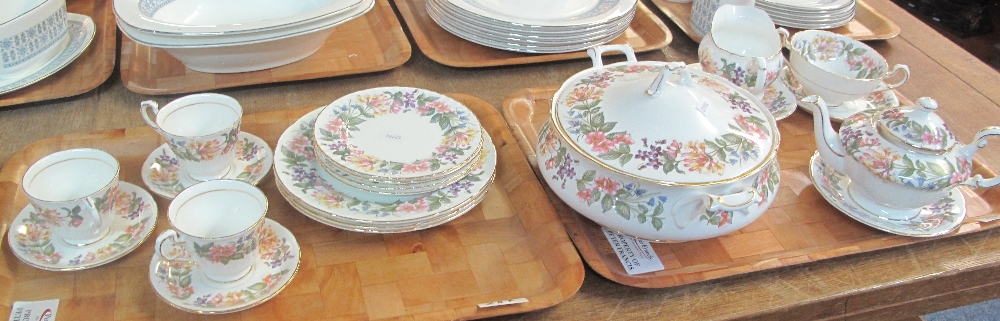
xmin=0 ymin=14 xmax=95 ymax=95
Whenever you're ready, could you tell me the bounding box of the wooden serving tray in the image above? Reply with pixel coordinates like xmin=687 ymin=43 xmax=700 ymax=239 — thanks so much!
xmin=0 ymin=0 xmax=117 ymax=108
xmin=119 ymin=0 xmax=412 ymax=95
xmin=502 ymin=86 xmax=1000 ymax=288
xmin=0 ymin=94 xmax=585 ymax=319
xmin=651 ymin=0 xmax=901 ymax=43
xmin=392 ymin=0 xmax=673 ymax=68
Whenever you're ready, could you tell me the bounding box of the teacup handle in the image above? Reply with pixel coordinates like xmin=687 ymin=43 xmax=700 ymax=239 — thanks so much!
xmin=81 ymin=199 xmax=103 ymax=230
xmin=960 ymin=126 xmax=1000 ymax=189
xmin=883 ymin=64 xmax=910 ymax=90
xmin=587 ymin=44 xmax=637 ymax=68
xmin=155 ymin=229 xmax=195 ymax=264
xmin=748 ymin=57 xmax=768 ymax=96
xmin=672 ymin=188 xmax=761 ymax=228
xmin=141 ymin=100 xmax=161 ymax=131
xmin=776 ymin=28 xmax=789 ymax=47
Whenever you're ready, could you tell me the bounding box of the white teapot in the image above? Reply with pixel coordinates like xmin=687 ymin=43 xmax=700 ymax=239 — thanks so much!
xmin=802 ymin=95 xmax=1000 ymax=219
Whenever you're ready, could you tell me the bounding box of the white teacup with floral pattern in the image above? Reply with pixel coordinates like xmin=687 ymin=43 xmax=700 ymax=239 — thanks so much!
xmin=155 ymin=179 xmax=268 ymax=283
xmin=142 ymin=93 xmax=243 ymax=181
xmin=698 ymin=4 xmax=788 ymax=97
xmin=787 ymin=30 xmax=910 ymax=106
xmin=21 ymin=148 xmax=121 ymax=246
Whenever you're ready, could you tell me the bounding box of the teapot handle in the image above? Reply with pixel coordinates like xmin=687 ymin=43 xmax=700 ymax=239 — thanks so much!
xmin=883 ymin=64 xmax=910 ymax=90
xmin=587 ymin=45 xmax=637 ymax=68
xmin=672 ymin=188 xmax=761 ymax=229
xmin=961 ymin=126 xmax=1000 ymax=189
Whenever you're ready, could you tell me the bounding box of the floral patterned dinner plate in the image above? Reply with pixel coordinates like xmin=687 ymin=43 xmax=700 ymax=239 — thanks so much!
xmin=313 ymin=87 xmax=483 ymax=181
xmin=149 ymin=218 xmax=300 ymax=314
xmin=142 ymin=132 xmax=272 ymax=199
xmin=0 ymin=14 xmax=95 ymax=95
xmin=788 ymin=67 xmax=900 ymax=122
xmin=277 ymin=108 xmax=497 ymax=223
xmin=809 ymin=152 xmax=965 ymax=237
xmin=7 ymin=182 xmax=156 ymax=271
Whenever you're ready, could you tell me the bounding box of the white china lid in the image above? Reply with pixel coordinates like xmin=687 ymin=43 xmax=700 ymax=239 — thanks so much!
xmin=550 ymin=62 xmax=778 ymax=184
xmin=875 ymin=97 xmax=957 ymax=153
xmin=313 ymin=87 xmax=483 ymax=180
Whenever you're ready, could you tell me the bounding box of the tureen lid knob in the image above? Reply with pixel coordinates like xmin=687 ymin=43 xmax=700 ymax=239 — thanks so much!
xmin=916 ymin=97 xmax=937 ymax=111
xmin=876 ymin=96 xmax=956 ymax=153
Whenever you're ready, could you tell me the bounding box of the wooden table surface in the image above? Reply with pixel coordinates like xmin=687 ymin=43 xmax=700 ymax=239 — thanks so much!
xmin=2 ymin=1 xmax=1000 ymax=320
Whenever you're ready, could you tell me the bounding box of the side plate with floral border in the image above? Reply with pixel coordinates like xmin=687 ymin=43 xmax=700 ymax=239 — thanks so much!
xmin=7 ymin=182 xmax=157 ymax=271
xmin=142 ymin=132 xmax=273 ymax=199
xmin=149 ymin=218 xmax=300 ymax=314
xmin=277 ymin=108 xmax=497 ymax=224
xmin=808 ymin=152 xmax=965 ymax=237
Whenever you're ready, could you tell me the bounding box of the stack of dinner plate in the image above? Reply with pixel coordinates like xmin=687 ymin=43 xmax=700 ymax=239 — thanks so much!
xmin=273 ymin=87 xmax=496 ymax=233
xmin=757 ymin=0 xmax=855 ymax=29
xmin=426 ymin=0 xmax=638 ymax=54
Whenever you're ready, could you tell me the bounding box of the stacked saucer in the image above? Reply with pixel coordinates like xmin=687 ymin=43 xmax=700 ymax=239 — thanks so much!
xmin=426 ymin=0 xmax=637 ymax=53
xmin=757 ymin=0 xmax=855 ymax=29
xmin=274 ymin=87 xmax=496 ymax=233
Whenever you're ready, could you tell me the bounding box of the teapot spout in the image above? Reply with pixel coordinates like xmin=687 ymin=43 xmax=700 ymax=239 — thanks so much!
xmin=802 ymin=95 xmax=847 ymax=173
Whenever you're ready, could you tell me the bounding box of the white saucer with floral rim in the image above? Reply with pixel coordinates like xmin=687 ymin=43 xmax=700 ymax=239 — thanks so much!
xmin=788 ymin=68 xmax=900 ymax=122
xmin=149 ymin=218 xmax=300 ymax=314
xmin=0 ymin=14 xmax=96 ymax=95
xmin=142 ymin=132 xmax=273 ymax=199
xmin=688 ymin=64 xmax=797 ymax=121
xmin=809 ymin=152 xmax=966 ymax=237
xmin=7 ymin=182 xmax=157 ymax=271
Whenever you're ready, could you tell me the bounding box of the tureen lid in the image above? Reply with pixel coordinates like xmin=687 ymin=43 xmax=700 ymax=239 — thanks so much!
xmin=875 ymin=97 xmax=957 ymax=153
xmin=551 ymin=61 xmax=778 ymax=185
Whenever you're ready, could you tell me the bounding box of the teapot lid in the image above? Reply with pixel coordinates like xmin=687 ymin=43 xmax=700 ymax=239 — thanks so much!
xmin=550 ymin=61 xmax=778 ymax=185
xmin=876 ymin=97 xmax=957 ymax=153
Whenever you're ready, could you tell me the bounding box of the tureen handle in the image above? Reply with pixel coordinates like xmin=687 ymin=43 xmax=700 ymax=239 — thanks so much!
xmin=960 ymin=126 xmax=1000 ymax=189
xmin=587 ymin=45 xmax=637 ymax=68
xmin=645 ymin=63 xmax=691 ymax=98
xmin=672 ymin=188 xmax=761 ymax=229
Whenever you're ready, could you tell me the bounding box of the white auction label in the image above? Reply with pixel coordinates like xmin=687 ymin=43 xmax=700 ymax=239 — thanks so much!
xmin=478 ymin=298 xmax=528 ymax=308
xmin=8 ymin=299 xmax=58 ymax=321
xmin=602 ymin=227 xmax=665 ymax=275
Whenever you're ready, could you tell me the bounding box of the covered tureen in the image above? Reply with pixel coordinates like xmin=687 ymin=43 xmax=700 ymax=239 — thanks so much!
xmin=536 ymin=45 xmax=780 ymax=242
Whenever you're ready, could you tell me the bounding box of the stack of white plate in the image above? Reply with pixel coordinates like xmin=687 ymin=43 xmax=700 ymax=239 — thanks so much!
xmin=113 ymin=0 xmax=375 ymax=73
xmin=426 ymin=0 xmax=637 ymax=54
xmin=757 ymin=0 xmax=855 ymax=29
xmin=274 ymin=87 xmax=496 ymax=233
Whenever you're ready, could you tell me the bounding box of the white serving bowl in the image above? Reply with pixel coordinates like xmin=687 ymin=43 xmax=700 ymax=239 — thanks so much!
xmin=0 ymin=0 xmax=69 ymax=80
xmin=115 ymin=0 xmax=363 ymax=35
xmin=117 ymin=0 xmax=373 ymax=73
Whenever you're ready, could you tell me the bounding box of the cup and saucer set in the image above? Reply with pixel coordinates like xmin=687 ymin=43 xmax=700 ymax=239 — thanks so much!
xmin=0 ymin=0 xmax=97 ymax=95
xmin=784 ymin=29 xmax=909 ymax=121
xmin=8 ymin=92 xmax=296 ymax=314
xmin=136 ymin=93 xmax=296 ymax=313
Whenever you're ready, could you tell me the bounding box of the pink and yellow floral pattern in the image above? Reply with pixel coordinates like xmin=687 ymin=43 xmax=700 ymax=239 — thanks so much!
xmin=840 ymin=109 xmax=973 ymax=190
xmin=316 ymin=89 xmax=481 ymax=177
xmin=154 ymin=222 xmax=297 ymax=310
xmin=11 ymin=184 xmax=154 ymax=269
xmin=793 ymin=34 xmax=886 ymax=80
xmin=147 ymin=135 xmax=270 ymax=198
xmin=280 ymin=117 xmax=490 ymax=218
xmin=559 ymin=65 xmax=770 ymax=179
